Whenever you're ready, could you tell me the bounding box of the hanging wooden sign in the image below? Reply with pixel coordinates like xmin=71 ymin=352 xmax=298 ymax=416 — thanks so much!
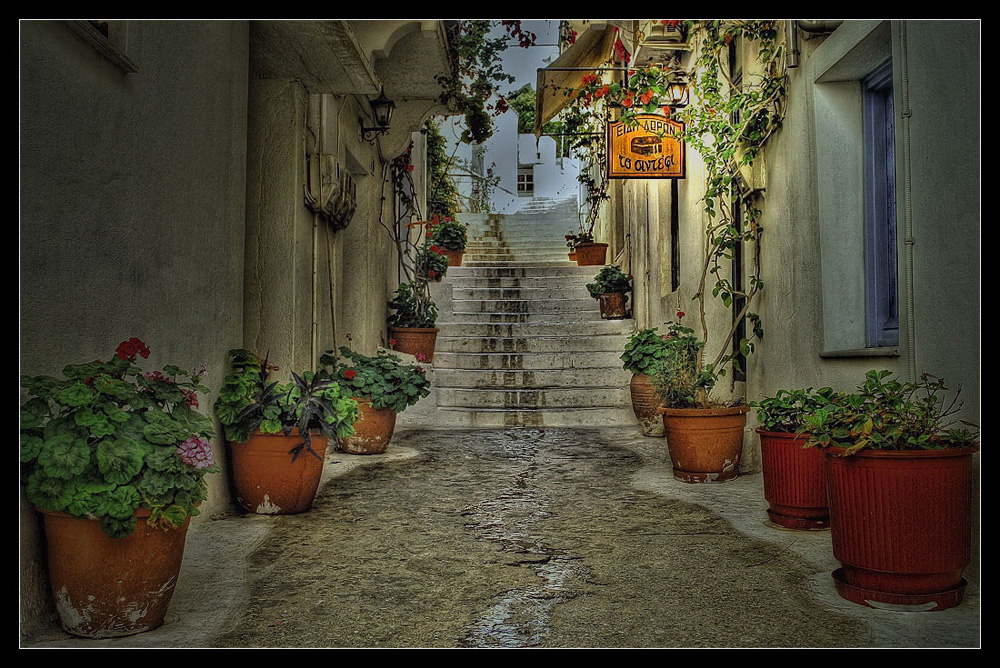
xmin=607 ymin=114 xmax=685 ymax=179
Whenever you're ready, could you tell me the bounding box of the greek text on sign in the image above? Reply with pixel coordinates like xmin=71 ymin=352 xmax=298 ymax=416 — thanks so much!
xmin=607 ymin=114 xmax=685 ymax=179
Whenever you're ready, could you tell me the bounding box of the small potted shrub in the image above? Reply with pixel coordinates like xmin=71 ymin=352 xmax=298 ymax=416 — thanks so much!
xmin=388 ymin=281 xmax=439 ymax=363
xmin=324 ymin=347 xmax=431 ymax=454
xmin=417 ymin=242 xmax=450 ymax=282
xmin=751 ymin=387 xmax=838 ymax=530
xmin=20 ymin=337 xmax=219 ymax=638
xmin=620 ymin=327 xmax=672 ymax=436
xmin=427 ymin=215 xmax=468 ymax=266
xmin=214 ymin=349 xmax=360 ymax=515
xmin=805 ymin=370 xmax=979 ymax=611
xmin=585 ymin=266 xmax=632 ymax=319
xmin=649 ymin=316 xmax=748 ymax=483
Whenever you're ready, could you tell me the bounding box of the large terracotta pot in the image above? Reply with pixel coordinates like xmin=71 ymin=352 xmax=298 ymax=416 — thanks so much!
xmin=629 ymin=373 xmax=663 ymax=437
xmin=659 ymin=405 xmax=748 ymax=483
xmin=824 ymin=445 xmax=978 ymax=611
xmin=39 ymin=509 xmax=191 ymax=638
xmin=229 ymin=429 xmax=328 ymax=515
xmin=441 ymin=248 xmax=464 ymax=266
xmin=340 ymin=399 xmax=397 ymax=455
xmin=574 ymin=242 xmax=609 ymax=266
xmin=390 ymin=327 xmax=439 ymax=363
xmin=598 ymin=292 xmax=627 ymax=319
xmin=757 ymin=429 xmax=829 ymax=530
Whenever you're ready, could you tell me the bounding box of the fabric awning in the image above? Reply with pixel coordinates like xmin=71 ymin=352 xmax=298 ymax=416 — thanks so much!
xmin=533 ymin=25 xmax=618 ymax=136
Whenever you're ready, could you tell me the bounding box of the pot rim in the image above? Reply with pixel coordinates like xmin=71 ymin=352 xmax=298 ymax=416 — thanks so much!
xmin=574 ymin=242 xmax=609 ymax=249
xmin=389 ymin=327 xmax=440 ymax=333
xmin=756 ymin=428 xmax=812 ymax=438
xmin=823 ymin=444 xmax=980 ymax=459
xmin=657 ymin=404 xmax=749 ymax=417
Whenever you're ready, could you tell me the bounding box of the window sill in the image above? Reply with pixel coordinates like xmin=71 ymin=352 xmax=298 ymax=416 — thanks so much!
xmin=819 ymin=347 xmax=900 ymax=359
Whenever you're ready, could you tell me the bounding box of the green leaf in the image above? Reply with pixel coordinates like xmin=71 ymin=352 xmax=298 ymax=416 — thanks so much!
xmin=20 ymin=434 xmax=44 ymax=463
xmin=37 ymin=434 xmax=90 ymax=480
xmin=25 ymin=471 xmax=73 ymax=511
xmin=260 ymin=419 xmax=282 ymax=433
xmin=100 ymin=514 xmax=137 ymax=539
xmin=93 ymin=484 xmax=141 ymax=520
xmin=97 ymin=438 xmax=145 ymax=485
xmin=92 ymin=375 xmax=134 ymax=400
xmin=57 ymin=382 xmax=95 ymax=407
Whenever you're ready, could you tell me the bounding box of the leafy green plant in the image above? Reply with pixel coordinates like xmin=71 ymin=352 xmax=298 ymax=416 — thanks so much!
xmin=417 ymin=243 xmax=449 ymax=281
xmin=424 ymin=118 xmax=461 ymax=220
xmin=20 ymin=337 xmax=219 ymax=538
xmin=324 ymin=347 xmax=431 ymax=414
xmin=621 ymin=328 xmax=672 ymax=376
xmin=388 ymin=281 xmax=439 ymax=329
xmin=427 ymin=216 xmax=468 ymax=252
xmin=648 ymin=317 xmax=717 ymax=408
xmin=565 ymin=230 xmax=594 ymax=249
xmin=804 ymin=371 xmax=979 ymax=455
xmin=751 ymin=387 xmax=838 ymax=433
xmin=214 ymin=349 xmax=360 ymax=461
xmin=586 ymin=266 xmax=632 ymax=303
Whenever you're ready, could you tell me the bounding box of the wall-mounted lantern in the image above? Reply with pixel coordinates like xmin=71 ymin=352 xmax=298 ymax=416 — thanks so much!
xmin=665 ymin=70 xmax=690 ymax=109
xmin=359 ymin=87 xmax=396 ymax=143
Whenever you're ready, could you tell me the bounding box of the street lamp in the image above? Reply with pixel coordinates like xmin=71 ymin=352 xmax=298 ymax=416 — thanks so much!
xmin=359 ymin=88 xmax=396 ymax=143
xmin=665 ymin=71 xmax=690 ymax=109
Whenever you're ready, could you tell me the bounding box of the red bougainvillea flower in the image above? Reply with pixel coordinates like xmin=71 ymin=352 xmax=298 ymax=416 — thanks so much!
xmin=344 ymin=369 xmax=357 ymax=380
xmin=640 ymin=89 xmax=654 ymax=105
xmin=622 ymin=95 xmax=634 ymax=108
xmin=569 ymin=30 xmax=577 ymax=45
xmin=116 ymin=337 xmax=150 ymax=361
xmin=581 ymin=73 xmax=598 ymax=86
xmin=677 ymin=310 xmax=686 ymax=318
xmin=182 ymin=389 xmax=199 ymax=409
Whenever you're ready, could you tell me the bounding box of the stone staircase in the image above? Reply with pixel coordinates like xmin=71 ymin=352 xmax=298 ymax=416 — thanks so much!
xmin=400 ymin=197 xmax=637 ymax=429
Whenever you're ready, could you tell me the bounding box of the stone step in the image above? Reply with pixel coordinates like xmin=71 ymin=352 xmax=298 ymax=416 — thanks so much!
xmin=410 ymin=406 xmax=638 ymax=428
xmin=447 ymin=311 xmax=607 ymax=323
xmin=436 ymin=334 xmax=627 ymax=354
xmin=451 ymin=286 xmax=593 ymax=301
xmin=437 ymin=320 xmax=633 ymax=337
xmin=434 ymin=367 xmax=632 ymax=389
xmin=466 ymin=241 xmax=570 ymax=249
xmin=433 ymin=350 xmax=626 ymax=370
xmin=462 ymin=261 xmax=575 ymax=268
xmin=464 ymin=251 xmax=570 ymax=261
xmin=451 ymin=298 xmax=600 ymax=314
xmin=437 ymin=386 xmax=631 ymax=409
xmin=445 ymin=276 xmax=600 ymax=289
xmin=447 ymin=266 xmax=604 ymax=277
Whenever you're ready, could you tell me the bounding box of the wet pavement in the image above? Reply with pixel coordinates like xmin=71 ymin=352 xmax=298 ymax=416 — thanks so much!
xmin=23 ymin=428 xmax=981 ymax=649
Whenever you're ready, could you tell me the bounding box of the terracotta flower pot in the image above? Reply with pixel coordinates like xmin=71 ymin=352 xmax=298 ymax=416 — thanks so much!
xmin=39 ymin=509 xmax=191 ymax=638
xmin=390 ymin=326 xmax=439 ymax=363
xmin=574 ymin=242 xmax=609 ymax=266
xmin=442 ymin=248 xmax=464 ymax=266
xmin=340 ymin=399 xmax=397 ymax=454
xmin=756 ymin=429 xmax=829 ymax=530
xmin=229 ymin=429 xmax=328 ymax=515
xmin=598 ymin=292 xmax=628 ymax=319
xmin=568 ymin=251 xmax=578 ymax=262
xmin=824 ymin=445 xmax=978 ymax=611
xmin=629 ymin=373 xmax=663 ymax=437
xmin=659 ymin=405 xmax=748 ymax=483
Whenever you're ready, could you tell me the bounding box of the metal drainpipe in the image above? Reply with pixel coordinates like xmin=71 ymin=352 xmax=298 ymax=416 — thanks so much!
xmin=308 ymin=94 xmax=322 ymax=371
xmin=898 ymin=22 xmax=917 ymax=382
xmin=785 ymin=20 xmax=800 ymax=68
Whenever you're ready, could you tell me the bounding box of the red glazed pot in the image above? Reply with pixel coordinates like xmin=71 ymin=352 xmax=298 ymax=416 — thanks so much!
xmin=39 ymin=509 xmax=191 ymax=638
xmin=340 ymin=399 xmax=397 ymax=455
xmin=756 ymin=429 xmax=829 ymax=530
xmin=659 ymin=405 xmax=748 ymax=483
xmin=390 ymin=327 xmax=439 ymax=363
xmin=574 ymin=242 xmax=609 ymax=266
xmin=229 ymin=429 xmax=328 ymax=515
xmin=824 ymin=445 xmax=978 ymax=611
xmin=598 ymin=292 xmax=627 ymax=319
xmin=441 ymin=248 xmax=464 ymax=266
xmin=629 ymin=373 xmax=663 ymax=437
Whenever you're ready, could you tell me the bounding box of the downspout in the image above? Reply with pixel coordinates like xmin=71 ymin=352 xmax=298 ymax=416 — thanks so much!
xmin=308 ymin=94 xmax=322 ymax=370
xmin=898 ymin=22 xmax=917 ymax=381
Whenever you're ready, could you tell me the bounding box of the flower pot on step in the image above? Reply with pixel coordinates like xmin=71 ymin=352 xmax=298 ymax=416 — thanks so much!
xmin=442 ymin=248 xmax=464 ymax=266
xmin=659 ymin=405 xmax=748 ymax=483
xmin=598 ymin=292 xmax=628 ymax=319
xmin=340 ymin=399 xmax=397 ymax=454
xmin=824 ymin=444 xmax=977 ymax=611
xmin=229 ymin=429 xmax=328 ymax=514
xmin=390 ymin=326 xmax=439 ymax=363
xmin=39 ymin=508 xmax=191 ymax=638
xmin=575 ymin=242 xmax=609 ymax=266
xmin=757 ymin=428 xmax=829 ymax=530
xmin=629 ymin=373 xmax=663 ymax=436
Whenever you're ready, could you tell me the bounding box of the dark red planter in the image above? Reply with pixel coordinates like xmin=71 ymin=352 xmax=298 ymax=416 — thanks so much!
xmin=598 ymin=292 xmax=627 ymax=319
xmin=757 ymin=429 xmax=829 ymax=530
xmin=824 ymin=445 xmax=978 ymax=611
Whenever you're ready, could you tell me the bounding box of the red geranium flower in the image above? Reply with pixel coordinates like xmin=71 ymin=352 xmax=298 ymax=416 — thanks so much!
xmin=428 ymin=270 xmax=436 ymax=278
xmin=344 ymin=369 xmax=357 ymax=380
xmin=640 ymin=89 xmax=654 ymax=105
xmin=389 ymin=338 xmax=397 ymax=346
xmin=581 ymin=73 xmax=598 ymax=86
xmin=677 ymin=310 xmax=685 ymax=318
xmin=622 ymin=95 xmax=634 ymax=108
xmin=116 ymin=337 xmax=151 ymax=361
xmin=430 ymin=245 xmax=440 ymax=253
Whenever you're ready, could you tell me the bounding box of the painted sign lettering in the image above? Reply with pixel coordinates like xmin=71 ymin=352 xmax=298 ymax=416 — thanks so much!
xmin=607 ymin=114 xmax=685 ymax=180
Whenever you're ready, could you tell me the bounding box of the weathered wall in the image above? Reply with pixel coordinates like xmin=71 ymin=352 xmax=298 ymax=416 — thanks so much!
xmin=20 ymin=20 xmax=250 ymax=636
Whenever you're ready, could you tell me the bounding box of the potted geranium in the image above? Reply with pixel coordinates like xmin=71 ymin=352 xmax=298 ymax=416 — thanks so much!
xmin=751 ymin=387 xmax=838 ymax=530
xmin=427 ymin=215 xmax=468 ymax=266
xmin=649 ymin=315 xmax=748 ymax=483
xmin=388 ymin=280 xmax=440 ymax=363
xmin=805 ymin=370 xmax=979 ymax=611
xmin=324 ymin=347 xmax=431 ymax=454
xmin=20 ymin=337 xmax=219 ymax=638
xmin=585 ymin=266 xmax=632 ymax=320
xmin=566 ymin=229 xmax=607 ymax=266
xmin=214 ymin=349 xmax=360 ymax=515
xmin=416 ymin=242 xmax=449 ymax=282
xmin=620 ymin=327 xmax=672 ymax=436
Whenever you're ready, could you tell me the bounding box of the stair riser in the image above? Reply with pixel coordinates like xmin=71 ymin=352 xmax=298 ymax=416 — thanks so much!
xmin=433 ymin=351 xmax=626 ymax=369
xmin=451 ymin=287 xmax=592 ymax=301
xmin=445 ymin=312 xmax=607 ymax=323
xmin=436 ymin=336 xmax=627 ymax=354
xmin=438 ymin=321 xmax=632 ymax=337
xmin=435 ymin=368 xmax=632 ymax=389
xmin=437 ymin=387 xmax=630 ymax=409
xmin=452 ymin=300 xmax=600 ymax=314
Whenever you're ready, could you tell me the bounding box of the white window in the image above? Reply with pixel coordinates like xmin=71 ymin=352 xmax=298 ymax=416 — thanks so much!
xmin=517 ymin=168 xmax=534 ymax=197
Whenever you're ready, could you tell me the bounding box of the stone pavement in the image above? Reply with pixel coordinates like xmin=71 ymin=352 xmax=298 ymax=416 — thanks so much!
xmin=22 ymin=428 xmax=981 ymax=649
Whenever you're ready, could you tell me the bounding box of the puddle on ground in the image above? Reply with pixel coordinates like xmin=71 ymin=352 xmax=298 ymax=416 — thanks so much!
xmin=460 ymin=430 xmax=590 ymax=648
